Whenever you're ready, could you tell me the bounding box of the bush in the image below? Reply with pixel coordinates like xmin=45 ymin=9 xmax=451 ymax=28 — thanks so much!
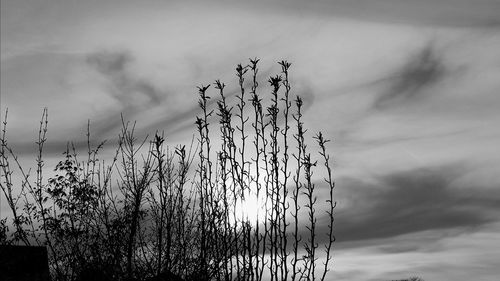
xmin=0 ymin=59 xmax=336 ymax=281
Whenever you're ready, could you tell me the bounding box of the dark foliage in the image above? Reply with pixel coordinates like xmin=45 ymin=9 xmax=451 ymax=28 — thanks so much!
xmin=1 ymin=59 xmax=335 ymax=281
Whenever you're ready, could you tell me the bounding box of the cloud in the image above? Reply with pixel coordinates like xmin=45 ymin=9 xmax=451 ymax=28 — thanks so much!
xmin=374 ymin=43 xmax=446 ymax=109
xmin=87 ymin=50 xmax=166 ymax=106
xmin=84 ymin=50 xmax=210 ymax=140
xmin=328 ymin=164 xmax=500 ymax=243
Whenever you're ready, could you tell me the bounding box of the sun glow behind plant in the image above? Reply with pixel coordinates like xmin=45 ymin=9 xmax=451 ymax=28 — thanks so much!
xmin=232 ymin=182 xmax=267 ymax=227
xmin=223 ymin=176 xmax=268 ymax=227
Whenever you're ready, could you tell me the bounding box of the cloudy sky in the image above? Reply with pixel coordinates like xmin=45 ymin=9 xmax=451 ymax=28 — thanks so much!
xmin=2 ymin=0 xmax=500 ymax=280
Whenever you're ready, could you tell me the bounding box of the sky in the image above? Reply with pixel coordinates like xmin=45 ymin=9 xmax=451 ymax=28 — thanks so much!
xmin=2 ymin=0 xmax=500 ymax=280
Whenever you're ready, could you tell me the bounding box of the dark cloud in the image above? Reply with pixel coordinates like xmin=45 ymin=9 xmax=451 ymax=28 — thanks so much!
xmin=375 ymin=44 xmax=446 ymax=109
xmin=87 ymin=50 xmax=166 ymax=106
xmin=86 ymin=50 xmax=169 ymax=137
xmin=322 ymin=165 xmax=500 ymax=244
xmin=87 ymin=51 xmax=130 ymax=74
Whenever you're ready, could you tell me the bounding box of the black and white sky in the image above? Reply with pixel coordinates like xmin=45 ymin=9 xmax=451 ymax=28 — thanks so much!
xmin=2 ymin=0 xmax=500 ymax=280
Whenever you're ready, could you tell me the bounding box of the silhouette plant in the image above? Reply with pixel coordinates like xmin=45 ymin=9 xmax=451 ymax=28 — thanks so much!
xmin=0 ymin=59 xmax=336 ymax=281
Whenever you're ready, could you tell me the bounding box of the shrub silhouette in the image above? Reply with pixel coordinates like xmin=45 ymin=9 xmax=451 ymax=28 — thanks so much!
xmin=0 ymin=59 xmax=336 ymax=281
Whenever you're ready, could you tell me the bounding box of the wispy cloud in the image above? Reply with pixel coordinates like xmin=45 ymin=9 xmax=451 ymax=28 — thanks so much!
xmin=332 ymin=164 xmax=500 ymax=243
xmin=374 ymin=43 xmax=446 ymax=109
xmin=85 ymin=50 xmax=171 ymax=138
xmin=87 ymin=50 xmax=166 ymax=107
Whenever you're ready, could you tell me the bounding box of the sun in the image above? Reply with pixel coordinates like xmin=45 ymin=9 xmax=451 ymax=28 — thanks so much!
xmin=232 ymin=185 xmax=267 ymax=226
